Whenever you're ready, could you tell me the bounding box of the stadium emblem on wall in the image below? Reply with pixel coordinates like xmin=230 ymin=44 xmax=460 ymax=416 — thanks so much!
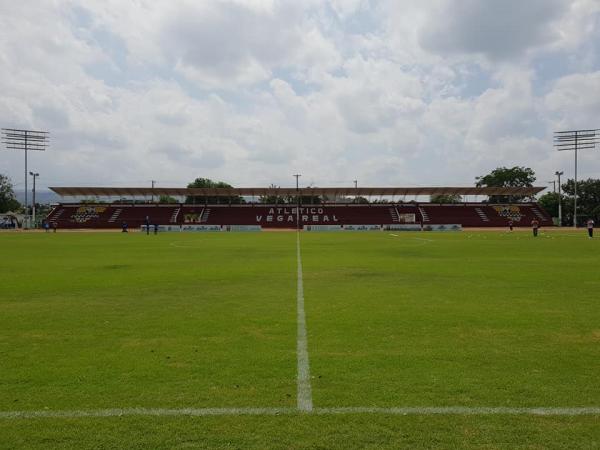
xmin=493 ymin=206 xmax=523 ymax=221
xmin=71 ymin=206 xmax=106 ymax=223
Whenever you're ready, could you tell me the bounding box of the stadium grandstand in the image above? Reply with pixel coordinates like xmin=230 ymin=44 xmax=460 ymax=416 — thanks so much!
xmin=46 ymin=186 xmax=552 ymax=230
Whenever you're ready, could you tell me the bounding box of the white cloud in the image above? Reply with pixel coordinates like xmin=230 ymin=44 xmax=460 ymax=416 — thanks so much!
xmin=0 ymin=0 xmax=599 ymax=195
xmin=328 ymin=0 xmax=365 ymax=19
xmin=419 ymin=0 xmax=569 ymax=60
xmin=545 ymin=71 xmax=600 ymax=129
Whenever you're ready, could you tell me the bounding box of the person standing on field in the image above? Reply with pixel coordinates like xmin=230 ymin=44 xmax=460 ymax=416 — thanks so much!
xmin=508 ymin=219 xmax=514 ymax=232
xmin=587 ymin=218 xmax=594 ymax=238
xmin=531 ymin=218 xmax=539 ymax=237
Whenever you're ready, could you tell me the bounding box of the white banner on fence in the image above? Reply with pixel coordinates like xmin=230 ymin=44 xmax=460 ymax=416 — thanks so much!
xmin=180 ymin=225 xmax=223 ymax=232
xmin=303 ymin=224 xmax=343 ymax=231
xmin=141 ymin=225 xmax=188 ymax=232
xmin=342 ymin=224 xmax=382 ymax=231
xmin=224 ymin=225 xmax=262 ymax=232
xmin=384 ymin=224 xmax=422 ymax=231
xmin=143 ymin=224 xmax=264 ymax=232
xmin=422 ymin=224 xmax=462 ymax=231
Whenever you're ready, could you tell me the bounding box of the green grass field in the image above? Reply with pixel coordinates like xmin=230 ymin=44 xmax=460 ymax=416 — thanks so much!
xmin=1 ymin=230 xmax=599 ymax=448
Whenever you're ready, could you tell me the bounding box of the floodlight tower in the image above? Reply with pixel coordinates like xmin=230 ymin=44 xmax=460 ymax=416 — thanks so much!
xmin=29 ymin=172 xmax=39 ymax=226
xmin=554 ymin=129 xmax=599 ymax=227
xmin=1 ymin=128 xmax=49 ymax=226
xmin=555 ymin=171 xmax=563 ymax=227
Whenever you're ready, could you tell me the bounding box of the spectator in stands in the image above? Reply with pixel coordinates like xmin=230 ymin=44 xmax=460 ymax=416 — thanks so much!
xmin=587 ymin=218 xmax=594 ymax=238
xmin=508 ymin=220 xmax=514 ymax=232
xmin=531 ymin=218 xmax=539 ymax=237
xmin=121 ymin=221 xmax=128 ymax=233
xmin=145 ymin=216 xmax=150 ymax=235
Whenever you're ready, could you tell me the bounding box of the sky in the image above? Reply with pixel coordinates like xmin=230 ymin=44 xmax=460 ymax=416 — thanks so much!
xmin=1 ymin=0 xmax=600 ymax=194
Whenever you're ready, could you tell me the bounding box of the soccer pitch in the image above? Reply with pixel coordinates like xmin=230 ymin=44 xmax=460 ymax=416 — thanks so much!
xmin=1 ymin=230 xmax=599 ymax=448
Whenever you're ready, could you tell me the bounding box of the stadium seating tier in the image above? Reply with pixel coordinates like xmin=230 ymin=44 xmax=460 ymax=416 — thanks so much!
xmin=45 ymin=203 xmax=553 ymax=229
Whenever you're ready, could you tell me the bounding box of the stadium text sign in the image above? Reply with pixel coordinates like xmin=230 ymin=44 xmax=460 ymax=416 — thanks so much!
xmin=256 ymin=207 xmax=339 ymax=224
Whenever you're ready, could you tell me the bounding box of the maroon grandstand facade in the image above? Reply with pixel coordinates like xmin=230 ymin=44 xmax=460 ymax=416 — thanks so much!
xmin=46 ymin=186 xmax=552 ymax=229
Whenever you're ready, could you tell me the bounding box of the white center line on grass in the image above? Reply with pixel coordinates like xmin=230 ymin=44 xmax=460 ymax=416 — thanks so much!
xmin=169 ymin=241 xmax=191 ymax=249
xmin=388 ymin=235 xmax=433 ymax=245
xmin=313 ymin=406 xmax=600 ymax=416
xmin=0 ymin=407 xmax=295 ymax=419
xmin=1 ymin=406 xmax=599 ymax=419
xmin=412 ymin=237 xmax=434 ymax=243
xmin=296 ymin=232 xmax=313 ymax=412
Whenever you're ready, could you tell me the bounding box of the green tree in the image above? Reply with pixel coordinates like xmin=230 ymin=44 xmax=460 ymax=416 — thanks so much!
xmin=430 ymin=194 xmax=462 ymax=204
xmin=475 ymin=166 xmax=536 ymax=203
xmin=299 ymin=194 xmax=322 ymax=204
xmin=352 ymin=196 xmax=369 ymax=204
xmin=185 ymin=178 xmax=245 ymax=204
xmin=0 ymin=174 xmax=21 ymax=213
xmin=159 ymin=195 xmax=179 ymax=204
xmin=259 ymin=184 xmax=288 ymax=204
xmin=297 ymin=186 xmax=322 ymax=204
xmin=537 ymin=192 xmax=572 ymax=225
xmin=258 ymin=184 xmax=322 ymax=204
xmin=34 ymin=203 xmax=53 ymax=222
xmin=81 ymin=198 xmax=98 ymax=204
xmin=561 ymin=178 xmax=600 ymax=225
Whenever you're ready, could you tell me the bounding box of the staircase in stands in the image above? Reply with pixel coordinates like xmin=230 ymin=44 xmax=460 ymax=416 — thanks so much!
xmin=474 ymin=207 xmax=490 ymax=222
xmin=170 ymin=207 xmax=180 ymax=224
xmin=419 ymin=207 xmax=429 ymax=222
xmin=108 ymin=208 xmax=123 ymax=223
xmin=49 ymin=208 xmax=65 ymax=225
xmin=200 ymin=208 xmax=211 ymax=223
xmin=531 ymin=207 xmax=546 ymax=221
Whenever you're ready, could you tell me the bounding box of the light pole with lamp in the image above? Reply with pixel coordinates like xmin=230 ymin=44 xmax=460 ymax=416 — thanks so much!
xmin=1 ymin=128 xmax=49 ymax=228
xmin=29 ymin=171 xmax=39 ymax=227
xmin=554 ymin=129 xmax=599 ymax=227
xmin=555 ymin=171 xmax=563 ymax=227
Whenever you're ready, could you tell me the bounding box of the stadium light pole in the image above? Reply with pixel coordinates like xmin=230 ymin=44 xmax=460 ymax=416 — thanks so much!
xmin=353 ymin=180 xmax=358 ymax=189
xmin=293 ymin=174 xmax=301 ymax=231
xmin=29 ymin=172 xmax=39 ymax=227
xmin=554 ymin=129 xmax=599 ymax=227
xmin=1 ymin=128 xmax=49 ymax=228
xmin=555 ymin=171 xmax=563 ymax=227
